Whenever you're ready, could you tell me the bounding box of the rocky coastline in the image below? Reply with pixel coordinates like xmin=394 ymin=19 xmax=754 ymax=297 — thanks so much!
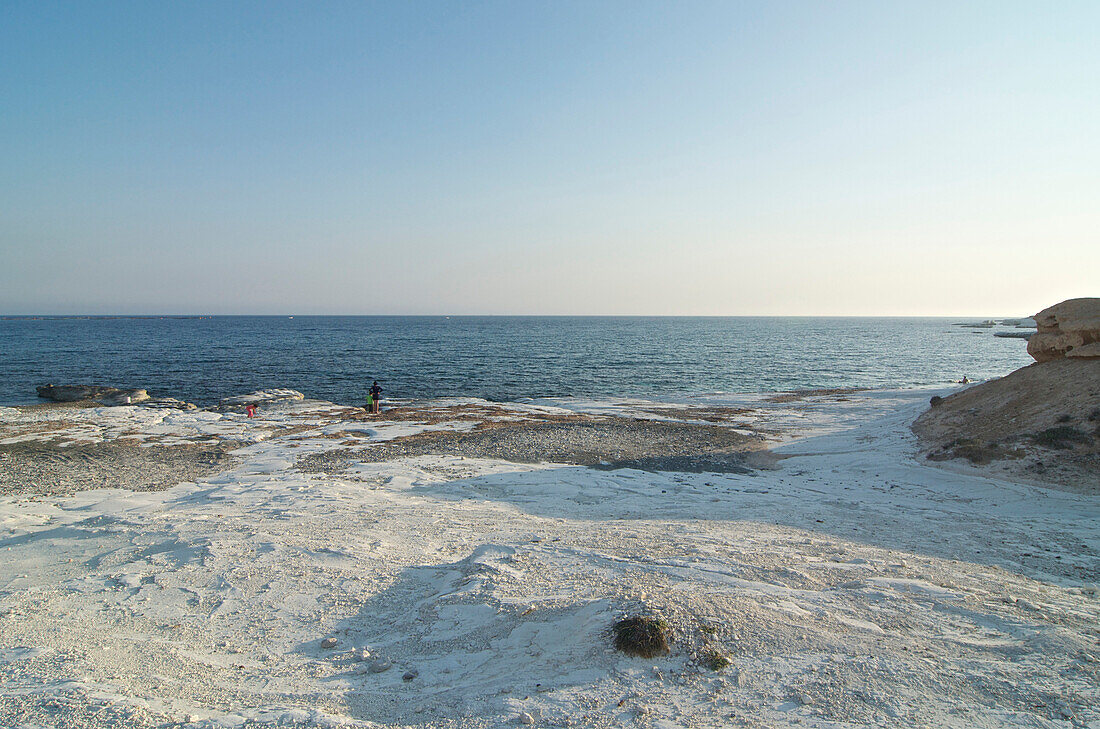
xmin=914 ymin=298 xmax=1100 ymax=492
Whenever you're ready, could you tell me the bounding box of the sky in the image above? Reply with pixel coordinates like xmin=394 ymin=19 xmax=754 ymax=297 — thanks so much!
xmin=1 ymin=1 xmax=1097 ymax=316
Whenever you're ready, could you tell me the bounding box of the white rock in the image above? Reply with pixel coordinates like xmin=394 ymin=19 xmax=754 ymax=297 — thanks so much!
xmin=518 ymin=711 xmax=534 ymax=725
xmin=219 ymin=389 xmax=306 ymax=406
xmin=369 ymin=659 xmax=392 ymax=673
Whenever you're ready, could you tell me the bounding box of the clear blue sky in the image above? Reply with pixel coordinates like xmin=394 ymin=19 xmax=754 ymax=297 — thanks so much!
xmin=1 ymin=1 xmax=1096 ymax=315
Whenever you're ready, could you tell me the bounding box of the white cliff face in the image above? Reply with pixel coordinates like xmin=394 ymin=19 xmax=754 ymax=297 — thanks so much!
xmin=1027 ymin=298 xmax=1100 ymax=362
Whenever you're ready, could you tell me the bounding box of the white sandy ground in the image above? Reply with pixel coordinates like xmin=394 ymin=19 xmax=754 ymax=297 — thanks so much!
xmin=0 ymin=390 xmax=1098 ymax=728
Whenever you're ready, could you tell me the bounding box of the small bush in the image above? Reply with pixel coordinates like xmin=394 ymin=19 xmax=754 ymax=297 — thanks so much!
xmin=1031 ymin=426 xmax=1091 ymax=450
xmin=951 ymin=442 xmax=999 ymax=464
xmin=612 ymin=616 xmax=670 ymax=658
xmin=927 ymin=438 xmax=1024 ymax=465
xmin=700 ymin=648 xmax=731 ymax=671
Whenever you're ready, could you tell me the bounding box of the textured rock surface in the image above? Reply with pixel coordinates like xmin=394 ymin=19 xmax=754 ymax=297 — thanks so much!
xmin=1027 ymin=298 xmax=1100 ymax=362
xmin=218 ymin=389 xmax=305 ymax=407
xmin=140 ymin=398 xmax=199 ymax=410
xmin=36 ymin=385 xmax=150 ymax=405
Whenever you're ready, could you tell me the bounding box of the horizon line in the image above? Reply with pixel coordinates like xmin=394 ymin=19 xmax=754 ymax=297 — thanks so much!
xmin=0 ymin=312 xmax=1034 ymax=319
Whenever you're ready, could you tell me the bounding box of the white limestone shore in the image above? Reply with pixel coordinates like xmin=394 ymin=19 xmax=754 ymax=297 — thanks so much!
xmin=0 ymin=389 xmax=1097 ymax=728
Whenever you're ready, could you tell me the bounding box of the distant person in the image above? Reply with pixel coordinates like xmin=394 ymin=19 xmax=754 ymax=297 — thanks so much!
xmin=961 ymin=376 xmax=970 ymax=384
xmin=369 ymin=381 xmax=382 ymax=414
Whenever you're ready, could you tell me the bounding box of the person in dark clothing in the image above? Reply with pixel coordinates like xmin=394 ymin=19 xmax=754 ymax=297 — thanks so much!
xmin=369 ymin=381 xmax=382 ymax=414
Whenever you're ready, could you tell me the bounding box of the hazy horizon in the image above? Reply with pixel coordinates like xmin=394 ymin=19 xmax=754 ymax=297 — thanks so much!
xmin=2 ymin=1 xmax=1097 ymax=317
xmin=0 ymin=311 xmax=1051 ymax=319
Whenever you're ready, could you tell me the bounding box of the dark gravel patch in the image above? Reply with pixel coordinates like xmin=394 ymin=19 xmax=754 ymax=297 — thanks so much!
xmin=0 ymin=441 xmax=235 ymax=496
xmin=297 ymin=419 xmax=766 ymax=474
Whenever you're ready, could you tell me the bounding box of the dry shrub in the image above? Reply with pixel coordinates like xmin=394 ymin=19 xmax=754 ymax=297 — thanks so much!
xmin=1031 ymin=426 xmax=1091 ymax=449
xmin=612 ymin=616 xmax=670 ymax=658
xmin=927 ymin=438 xmax=1024 ymax=465
xmin=700 ymin=648 xmax=731 ymax=671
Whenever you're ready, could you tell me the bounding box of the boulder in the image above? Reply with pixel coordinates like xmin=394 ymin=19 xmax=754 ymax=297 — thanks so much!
xmin=36 ymin=385 xmax=150 ymax=405
xmin=1027 ymin=298 xmax=1100 ymax=362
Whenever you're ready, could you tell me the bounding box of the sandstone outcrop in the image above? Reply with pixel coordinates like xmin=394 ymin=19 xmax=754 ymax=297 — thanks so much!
xmin=914 ymin=298 xmax=1099 ymax=492
xmin=36 ymin=385 xmax=151 ymax=405
xmin=1027 ymin=298 xmax=1100 ymax=362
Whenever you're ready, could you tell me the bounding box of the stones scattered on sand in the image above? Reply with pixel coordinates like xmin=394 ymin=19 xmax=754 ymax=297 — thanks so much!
xmin=700 ymin=648 xmax=731 ymax=671
xmin=1027 ymin=298 xmax=1100 ymax=362
xmin=321 ymin=637 xmax=338 ymax=649
xmin=296 ymin=417 xmax=762 ymax=476
xmin=368 ymin=659 xmax=392 ymax=673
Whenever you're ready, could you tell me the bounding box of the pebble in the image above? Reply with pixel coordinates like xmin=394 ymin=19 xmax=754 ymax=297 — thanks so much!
xmin=518 ymin=711 xmax=534 ymax=725
xmin=321 ymin=637 xmax=338 ymax=649
xmin=402 ymin=669 xmax=419 ymax=681
xmin=369 ymin=659 xmax=392 ymax=673
xmin=355 ymin=648 xmax=371 ymax=661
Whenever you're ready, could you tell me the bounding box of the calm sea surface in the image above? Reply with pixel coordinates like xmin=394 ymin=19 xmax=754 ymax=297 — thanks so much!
xmin=0 ymin=316 xmax=1033 ymax=407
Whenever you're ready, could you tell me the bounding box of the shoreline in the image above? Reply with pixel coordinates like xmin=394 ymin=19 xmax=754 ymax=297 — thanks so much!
xmin=1 ymin=388 xmax=1097 ymax=728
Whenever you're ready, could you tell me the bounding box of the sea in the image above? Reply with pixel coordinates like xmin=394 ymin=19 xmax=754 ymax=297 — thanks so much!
xmin=0 ymin=316 xmax=1034 ymax=407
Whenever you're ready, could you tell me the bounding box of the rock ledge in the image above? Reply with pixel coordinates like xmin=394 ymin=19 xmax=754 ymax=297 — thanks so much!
xmin=1027 ymin=298 xmax=1100 ymax=362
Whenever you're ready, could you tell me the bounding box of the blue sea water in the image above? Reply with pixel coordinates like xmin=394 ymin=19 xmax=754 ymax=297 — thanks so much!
xmin=0 ymin=316 xmax=1033 ymax=407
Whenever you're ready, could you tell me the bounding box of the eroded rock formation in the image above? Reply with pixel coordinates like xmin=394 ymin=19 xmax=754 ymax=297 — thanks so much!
xmin=1027 ymin=298 xmax=1100 ymax=362
xmin=36 ymin=385 xmax=150 ymax=405
xmin=914 ymin=297 xmax=1100 ymax=491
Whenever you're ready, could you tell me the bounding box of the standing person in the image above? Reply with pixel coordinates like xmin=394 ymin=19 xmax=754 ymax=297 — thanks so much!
xmin=369 ymin=381 xmax=382 ymax=414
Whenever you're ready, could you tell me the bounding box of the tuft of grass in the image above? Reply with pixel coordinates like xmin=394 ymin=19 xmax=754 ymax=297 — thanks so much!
xmin=612 ymin=616 xmax=670 ymax=659
xmin=927 ymin=438 xmax=1024 ymax=465
xmin=1031 ymin=426 xmax=1091 ymax=450
xmin=700 ymin=648 xmax=731 ymax=671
